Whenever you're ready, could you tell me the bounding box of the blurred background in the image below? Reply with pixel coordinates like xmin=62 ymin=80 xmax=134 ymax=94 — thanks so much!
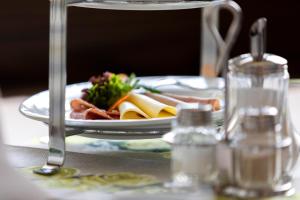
xmin=0 ymin=0 xmax=299 ymax=96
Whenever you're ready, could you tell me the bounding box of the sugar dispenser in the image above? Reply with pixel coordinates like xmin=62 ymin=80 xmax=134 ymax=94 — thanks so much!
xmin=226 ymin=18 xmax=300 ymax=176
xmin=227 ymin=18 xmax=288 ymax=135
xmin=204 ymin=3 xmax=300 ymax=197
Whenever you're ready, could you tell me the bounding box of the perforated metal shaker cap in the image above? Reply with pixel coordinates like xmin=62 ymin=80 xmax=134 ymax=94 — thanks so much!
xmin=240 ymin=107 xmax=278 ymax=133
xmin=176 ymin=103 xmax=212 ymax=127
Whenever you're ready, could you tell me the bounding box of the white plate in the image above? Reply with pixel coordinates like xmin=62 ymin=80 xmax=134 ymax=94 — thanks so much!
xmin=19 ymin=76 xmax=224 ymax=133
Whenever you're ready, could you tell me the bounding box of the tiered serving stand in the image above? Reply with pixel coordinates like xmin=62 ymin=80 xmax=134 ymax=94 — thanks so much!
xmin=40 ymin=0 xmax=224 ymax=172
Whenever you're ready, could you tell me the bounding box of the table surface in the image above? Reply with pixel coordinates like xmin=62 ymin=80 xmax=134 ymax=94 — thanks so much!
xmin=2 ymin=84 xmax=300 ymax=200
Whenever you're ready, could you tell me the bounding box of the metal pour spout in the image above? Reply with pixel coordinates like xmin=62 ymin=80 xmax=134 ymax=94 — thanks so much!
xmin=250 ymin=18 xmax=267 ymax=61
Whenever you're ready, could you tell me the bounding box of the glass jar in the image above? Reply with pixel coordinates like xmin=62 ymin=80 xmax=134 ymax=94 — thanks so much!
xmin=169 ymin=103 xmax=220 ymax=188
xmin=230 ymin=107 xmax=293 ymax=198
xmin=227 ymin=54 xmax=289 ymax=129
xmin=227 ymin=54 xmax=300 ymax=175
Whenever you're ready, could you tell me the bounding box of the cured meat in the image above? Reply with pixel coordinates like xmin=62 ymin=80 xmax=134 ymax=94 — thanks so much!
xmin=70 ymin=98 xmax=96 ymax=112
xmin=144 ymin=92 xmax=186 ymax=107
xmin=163 ymin=93 xmax=221 ymax=111
xmin=85 ymin=108 xmax=113 ymax=120
xmin=70 ymin=108 xmax=113 ymax=120
xmin=70 ymin=99 xmax=120 ymax=120
xmin=106 ymin=110 xmax=121 ymax=119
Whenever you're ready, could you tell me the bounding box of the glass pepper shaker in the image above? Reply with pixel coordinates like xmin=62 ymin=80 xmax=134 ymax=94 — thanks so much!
xmin=166 ymin=103 xmax=220 ymax=189
xmin=230 ymin=107 xmax=294 ymax=198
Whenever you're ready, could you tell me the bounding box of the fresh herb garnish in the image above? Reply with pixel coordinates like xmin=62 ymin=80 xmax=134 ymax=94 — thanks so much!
xmin=137 ymin=85 xmax=162 ymax=94
xmin=82 ymin=72 xmax=161 ymax=110
xmin=82 ymin=72 xmax=138 ymax=109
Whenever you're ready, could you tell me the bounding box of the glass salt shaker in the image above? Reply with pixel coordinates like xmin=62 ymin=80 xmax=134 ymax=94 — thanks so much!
xmin=166 ymin=103 xmax=220 ymax=189
xmin=230 ymin=107 xmax=294 ymax=198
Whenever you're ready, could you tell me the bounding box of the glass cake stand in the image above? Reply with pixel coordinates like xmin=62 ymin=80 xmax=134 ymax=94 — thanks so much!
xmin=38 ymin=0 xmax=224 ymax=174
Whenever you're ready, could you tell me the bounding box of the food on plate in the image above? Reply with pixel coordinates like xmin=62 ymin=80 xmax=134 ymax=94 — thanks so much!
xmin=70 ymin=72 xmax=221 ymax=120
xmin=145 ymin=92 xmax=220 ymax=111
xmin=118 ymin=101 xmax=150 ymax=119
xmin=70 ymin=99 xmax=120 ymax=120
xmin=144 ymin=92 xmax=186 ymax=107
xmin=70 ymin=98 xmax=96 ymax=112
xmin=163 ymin=93 xmax=221 ymax=111
xmin=125 ymin=93 xmax=176 ymax=118
xmin=108 ymin=94 xmax=130 ymax=112
xmin=81 ymin=72 xmax=139 ymax=110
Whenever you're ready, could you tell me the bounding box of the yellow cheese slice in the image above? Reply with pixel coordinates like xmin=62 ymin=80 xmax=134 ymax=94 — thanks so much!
xmin=127 ymin=93 xmax=177 ymax=118
xmin=118 ymin=101 xmax=150 ymax=120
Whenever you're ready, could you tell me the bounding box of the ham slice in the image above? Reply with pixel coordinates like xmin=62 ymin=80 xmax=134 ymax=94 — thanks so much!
xmin=163 ymin=93 xmax=221 ymax=111
xmin=106 ymin=110 xmax=121 ymax=119
xmin=70 ymin=99 xmax=120 ymax=120
xmin=70 ymin=108 xmax=114 ymax=120
xmin=70 ymin=98 xmax=96 ymax=112
xmin=85 ymin=108 xmax=113 ymax=120
xmin=144 ymin=92 xmax=186 ymax=107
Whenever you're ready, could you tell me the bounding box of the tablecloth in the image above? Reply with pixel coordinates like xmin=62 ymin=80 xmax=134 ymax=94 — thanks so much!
xmin=2 ymin=83 xmax=300 ymax=200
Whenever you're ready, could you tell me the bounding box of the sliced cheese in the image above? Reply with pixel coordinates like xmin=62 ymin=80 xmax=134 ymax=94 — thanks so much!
xmin=127 ymin=93 xmax=176 ymax=118
xmin=118 ymin=101 xmax=150 ymax=120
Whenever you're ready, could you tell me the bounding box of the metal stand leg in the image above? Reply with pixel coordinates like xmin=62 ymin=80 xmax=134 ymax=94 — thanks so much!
xmin=200 ymin=6 xmax=219 ymax=77
xmin=34 ymin=0 xmax=67 ymax=175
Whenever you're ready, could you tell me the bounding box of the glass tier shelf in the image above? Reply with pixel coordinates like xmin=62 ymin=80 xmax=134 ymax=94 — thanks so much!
xmin=67 ymin=0 xmax=223 ymax=10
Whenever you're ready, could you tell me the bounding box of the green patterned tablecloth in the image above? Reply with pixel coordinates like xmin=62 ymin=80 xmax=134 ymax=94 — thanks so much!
xmin=8 ymin=137 xmax=300 ymax=200
xmin=3 ymin=80 xmax=300 ymax=199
